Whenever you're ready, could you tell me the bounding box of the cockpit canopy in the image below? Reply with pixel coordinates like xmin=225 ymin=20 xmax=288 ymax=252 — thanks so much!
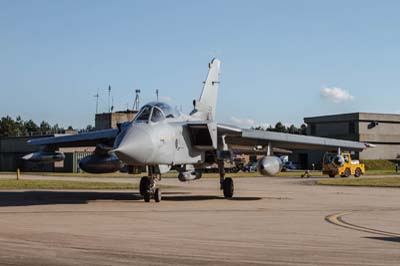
xmin=135 ymin=102 xmax=178 ymax=123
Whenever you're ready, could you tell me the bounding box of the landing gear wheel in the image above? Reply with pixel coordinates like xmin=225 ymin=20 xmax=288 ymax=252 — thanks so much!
xmin=223 ymin=178 xmax=234 ymax=198
xmin=154 ymin=188 xmax=162 ymax=202
xmin=354 ymin=168 xmax=361 ymax=178
xmin=144 ymin=191 xmax=151 ymax=202
xmin=139 ymin=176 xmax=150 ymax=196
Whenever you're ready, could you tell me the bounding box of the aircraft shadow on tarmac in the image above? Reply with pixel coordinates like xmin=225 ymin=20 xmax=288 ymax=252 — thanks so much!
xmin=365 ymin=236 xmax=400 ymax=243
xmin=0 ymin=191 xmax=261 ymax=207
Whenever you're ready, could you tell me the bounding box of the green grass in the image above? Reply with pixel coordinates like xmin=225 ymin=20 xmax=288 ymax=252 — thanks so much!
xmin=0 ymin=171 xmax=135 ymax=178
xmin=365 ymin=169 xmax=399 ymax=175
xmin=317 ymin=177 xmax=400 ymax=187
xmin=0 ymin=178 xmax=138 ymax=190
xmin=361 ymin=160 xmax=400 ymax=170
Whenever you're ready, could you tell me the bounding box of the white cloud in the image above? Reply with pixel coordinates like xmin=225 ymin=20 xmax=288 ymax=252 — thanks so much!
xmin=230 ymin=116 xmax=270 ymax=129
xmin=320 ymin=87 xmax=354 ymax=103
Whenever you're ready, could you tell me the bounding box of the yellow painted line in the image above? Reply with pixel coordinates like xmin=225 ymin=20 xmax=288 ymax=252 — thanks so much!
xmin=325 ymin=212 xmax=400 ymax=237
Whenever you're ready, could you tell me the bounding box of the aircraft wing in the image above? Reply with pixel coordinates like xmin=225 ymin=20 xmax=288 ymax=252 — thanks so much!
xmin=27 ymin=128 xmax=119 ymax=148
xmin=217 ymin=123 xmax=370 ymax=152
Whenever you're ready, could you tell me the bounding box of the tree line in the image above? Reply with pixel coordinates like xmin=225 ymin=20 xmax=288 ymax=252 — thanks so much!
xmin=1 ymin=115 xmax=307 ymax=137
xmin=0 ymin=115 xmax=94 ymax=137
xmin=252 ymin=122 xmax=308 ymax=135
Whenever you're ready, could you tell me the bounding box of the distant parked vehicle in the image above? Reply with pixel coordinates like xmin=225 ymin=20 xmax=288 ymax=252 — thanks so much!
xmin=282 ymin=161 xmax=301 ymax=171
xmin=243 ymin=162 xmax=258 ymax=172
xmin=322 ymin=152 xmax=365 ymax=178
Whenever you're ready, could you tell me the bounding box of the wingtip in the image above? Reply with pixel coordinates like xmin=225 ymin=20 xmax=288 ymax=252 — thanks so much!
xmin=365 ymin=143 xmax=376 ymax=148
xmin=22 ymin=153 xmax=33 ymax=160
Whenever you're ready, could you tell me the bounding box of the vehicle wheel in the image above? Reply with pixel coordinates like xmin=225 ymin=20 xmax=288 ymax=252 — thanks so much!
xmin=154 ymin=188 xmax=162 ymax=202
xmin=342 ymin=168 xmax=351 ymax=178
xmin=139 ymin=176 xmax=150 ymax=196
xmin=223 ymin=178 xmax=234 ymax=198
xmin=329 ymin=174 xmax=335 ymax=178
xmin=144 ymin=191 xmax=151 ymax=202
xmin=354 ymin=168 xmax=361 ymax=178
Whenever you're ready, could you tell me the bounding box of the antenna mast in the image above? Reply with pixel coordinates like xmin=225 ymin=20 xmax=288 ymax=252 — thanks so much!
xmin=156 ymin=89 xmax=159 ymax=102
xmin=133 ymin=89 xmax=141 ymax=111
xmin=108 ymin=85 xmax=111 ymax=113
xmin=94 ymin=89 xmax=99 ymax=114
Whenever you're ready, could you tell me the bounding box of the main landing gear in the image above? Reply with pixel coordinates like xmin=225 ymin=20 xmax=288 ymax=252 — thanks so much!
xmin=139 ymin=166 xmax=162 ymax=203
xmin=218 ymin=161 xmax=234 ymax=198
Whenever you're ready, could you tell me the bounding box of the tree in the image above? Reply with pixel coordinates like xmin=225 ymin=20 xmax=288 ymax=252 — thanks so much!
xmin=24 ymin=120 xmax=39 ymax=134
xmin=253 ymin=121 xmax=308 ymax=135
xmin=273 ymin=122 xmax=288 ymax=133
xmin=0 ymin=116 xmax=17 ymax=136
xmin=0 ymin=116 xmax=87 ymax=136
xmin=51 ymin=124 xmax=64 ymax=134
xmin=288 ymin=124 xmax=298 ymax=134
xmin=300 ymin=124 xmax=307 ymax=135
xmin=40 ymin=121 xmax=51 ymax=134
xmin=78 ymin=125 xmax=95 ymax=133
xmin=15 ymin=116 xmax=26 ymax=136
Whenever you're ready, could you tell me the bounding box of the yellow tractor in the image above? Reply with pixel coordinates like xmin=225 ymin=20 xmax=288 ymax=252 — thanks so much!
xmin=322 ymin=152 xmax=365 ymax=178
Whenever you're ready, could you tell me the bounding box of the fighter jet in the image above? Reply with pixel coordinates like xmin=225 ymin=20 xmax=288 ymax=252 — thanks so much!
xmin=25 ymin=58 xmax=370 ymax=202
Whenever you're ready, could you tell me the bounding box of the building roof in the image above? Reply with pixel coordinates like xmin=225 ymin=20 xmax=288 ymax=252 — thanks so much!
xmin=304 ymin=112 xmax=400 ymax=124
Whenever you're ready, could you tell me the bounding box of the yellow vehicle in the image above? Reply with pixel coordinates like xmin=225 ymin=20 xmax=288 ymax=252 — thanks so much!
xmin=322 ymin=152 xmax=365 ymax=178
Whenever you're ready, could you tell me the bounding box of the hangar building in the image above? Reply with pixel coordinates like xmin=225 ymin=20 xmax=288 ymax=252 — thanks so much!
xmin=292 ymin=112 xmax=400 ymax=169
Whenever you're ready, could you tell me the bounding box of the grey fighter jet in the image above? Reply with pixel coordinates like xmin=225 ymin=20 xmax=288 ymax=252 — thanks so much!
xmin=25 ymin=58 xmax=371 ymax=202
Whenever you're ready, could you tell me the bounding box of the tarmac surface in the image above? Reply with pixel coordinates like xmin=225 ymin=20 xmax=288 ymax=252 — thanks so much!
xmin=0 ymin=175 xmax=398 ymax=265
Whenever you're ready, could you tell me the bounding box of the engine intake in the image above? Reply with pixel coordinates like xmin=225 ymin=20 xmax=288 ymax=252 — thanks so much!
xmin=257 ymin=156 xmax=283 ymax=176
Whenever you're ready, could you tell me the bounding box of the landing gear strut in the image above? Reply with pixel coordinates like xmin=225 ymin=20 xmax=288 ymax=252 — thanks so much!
xmin=139 ymin=166 xmax=162 ymax=203
xmin=218 ymin=160 xmax=234 ymax=198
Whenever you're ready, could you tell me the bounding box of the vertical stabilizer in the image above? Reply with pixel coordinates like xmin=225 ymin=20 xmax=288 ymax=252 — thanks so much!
xmin=194 ymin=58 xmax=221 ymax=120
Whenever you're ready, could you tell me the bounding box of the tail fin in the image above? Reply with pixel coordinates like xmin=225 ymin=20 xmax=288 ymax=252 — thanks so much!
xmin=193 ymin=58 xmax=221 ymax=120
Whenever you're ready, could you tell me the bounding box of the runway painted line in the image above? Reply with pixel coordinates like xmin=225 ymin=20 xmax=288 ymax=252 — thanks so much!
xmin=325 ymin=212 xmax=400 ymax=237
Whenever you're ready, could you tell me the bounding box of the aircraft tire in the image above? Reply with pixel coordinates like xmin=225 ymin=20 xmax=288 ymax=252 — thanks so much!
xmin=154 ymin=188 xmax=162 ymax=202
xmin=223 ymin=178 xmax=234 ymax=198
xmin=140 ymin=176 xmax=150 ymax=196
xmin=144 ymin=191 xmax=151 ymax=202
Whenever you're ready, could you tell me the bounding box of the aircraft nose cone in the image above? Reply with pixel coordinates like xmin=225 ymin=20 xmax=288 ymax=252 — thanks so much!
xmin=113 ymin=126 xmax=154 ymax=164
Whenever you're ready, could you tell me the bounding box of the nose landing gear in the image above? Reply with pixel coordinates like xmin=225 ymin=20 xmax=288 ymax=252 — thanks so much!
xmin=140 ymin=166 xmax=162 ymax=202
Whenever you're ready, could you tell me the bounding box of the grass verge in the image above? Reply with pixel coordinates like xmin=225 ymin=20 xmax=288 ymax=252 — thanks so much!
xmin=0 ymin=179 xmax=138 ymax=190
xmin=317 ymin=177 xmax=400 ymax=188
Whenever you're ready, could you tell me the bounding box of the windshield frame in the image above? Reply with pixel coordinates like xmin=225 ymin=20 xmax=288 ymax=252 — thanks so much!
xmin=150 ymin=106 xmax=165 ymax=123
xmin=134 ymin=105 xmax=152 ymax=122
xmin=134 ymin=102 xmax=178 ymax=123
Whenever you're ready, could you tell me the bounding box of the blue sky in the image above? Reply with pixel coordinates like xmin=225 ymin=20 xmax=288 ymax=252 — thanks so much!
xmin=1 ymin=0 xmax=400 ymax=128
